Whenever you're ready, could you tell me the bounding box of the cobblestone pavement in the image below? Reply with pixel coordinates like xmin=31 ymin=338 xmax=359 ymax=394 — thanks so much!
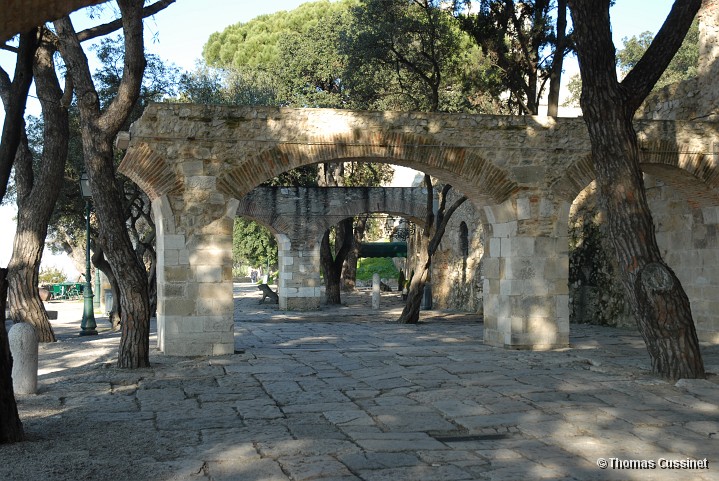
xmin=1 ymin=283 xmax=718 ymax=481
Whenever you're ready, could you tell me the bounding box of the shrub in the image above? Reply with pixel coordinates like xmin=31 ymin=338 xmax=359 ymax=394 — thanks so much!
xmin=356 ymin=257 xmax=399 ymax=281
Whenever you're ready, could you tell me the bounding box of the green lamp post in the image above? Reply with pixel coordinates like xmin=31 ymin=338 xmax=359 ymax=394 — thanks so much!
xmin=79 ymin=172 xmax=97 ymax=336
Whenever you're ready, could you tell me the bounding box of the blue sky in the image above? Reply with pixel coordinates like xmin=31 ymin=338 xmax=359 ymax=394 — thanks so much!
xmin=141 ymin=0 xmax=676 ymax=71
xmin=0 ymin=0 xmax=684 ymax=271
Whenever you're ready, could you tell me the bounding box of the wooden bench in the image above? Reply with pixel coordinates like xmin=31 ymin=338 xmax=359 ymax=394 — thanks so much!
xmin=258 ymin=283 xmax=279 ymax=304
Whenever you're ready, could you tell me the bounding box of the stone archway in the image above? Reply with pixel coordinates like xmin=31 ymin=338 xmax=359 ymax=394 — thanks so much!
xmin=119 ymin=104 xmax=719 ymax=356
xmin=237 ymin=186 xmax=430 ymax=310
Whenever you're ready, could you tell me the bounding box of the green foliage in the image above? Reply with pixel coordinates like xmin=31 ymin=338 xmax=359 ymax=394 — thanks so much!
xmin=356 ymin=257 xmax=399 ymax=281
xmin=203 ymin=0 xmax=357 ymax=69
xmin=276 ymin=8 xmax=351 ymax=108
xmin=233 ymin=217 xmax=278 ymax=270
xmin=454 ymin=0 xmax=558 ymax=114
xmin=617 ymin=20 xmax=699 ymax=89
xmin=342 ymin=0 xmax=487 ymax=112
xmin=92 ymin=35 xmax=180 ymax=114
xmin=46 ymin=39 xmax=179 ymax=264
xmin=563 ymin=73 xmax=582 ymax=107
xmin=565 ymin=19 xmax=701 ymax=104
xmin=178 ymin=64 xmax=281 ymax=106
xmin=38 ymin=267 xmax=67 ymax=284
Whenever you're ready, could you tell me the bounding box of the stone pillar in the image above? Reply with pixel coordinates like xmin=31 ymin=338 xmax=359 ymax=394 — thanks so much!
xmin=482 ymin=195 xmax=570 ymax=350
xmin=277 ymin=234 xmax=322 ymax=310
xmin=9 ymin=323 xmax=38 ymax=394
xmin=153 ymin=194 xmax=236 ymax=357
xmin=372 ymin=273 xmax=381 ymax=309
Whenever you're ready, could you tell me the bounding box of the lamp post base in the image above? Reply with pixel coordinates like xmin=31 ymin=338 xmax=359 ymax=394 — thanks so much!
xmin=80 ymin=286 xmax=97 ymax=336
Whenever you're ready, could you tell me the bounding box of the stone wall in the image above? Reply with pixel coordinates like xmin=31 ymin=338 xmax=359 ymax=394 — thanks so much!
xmin=647 ymin=174 xmax=719 ymax=342
xmin=120 ymin=103 xmax=719 ymax=356
xmin=431 ymin=200 xmax=484 ymax=314
xmin=568 ymin=174 xmax=719 ymax=343
xmin=236 ymin=186 xmax=429 ymax=310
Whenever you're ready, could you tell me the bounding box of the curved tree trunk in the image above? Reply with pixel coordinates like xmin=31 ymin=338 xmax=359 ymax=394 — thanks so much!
xmin=398 ymin=239 xmax=430 ymax=324
xmin=398 ymin=175 xmax=466 ymax=324
xmin=0 ymin=268 xmax=24 ymax=444
xmin=321 ymin=229 xmax=342 ymax=305
xmin=0 ymin=29 xmax=38 ymax=202
xmin=320 ymin=218 xmax=354 ymax=305
xmin=341 ymin=216 xmax=366 ymax=291
xmin=547 ymin=0 xmax=567 ymax=117
xmin=569 ymin=0 xmax=704 ymax=379
xmin=55 ymin=0 xmax=152 ymax=368
xmin=7 ymin=35 xmax=70 ymax=343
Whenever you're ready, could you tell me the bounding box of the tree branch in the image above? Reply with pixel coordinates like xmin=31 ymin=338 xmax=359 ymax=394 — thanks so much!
xmin=429 ymin=193 xmax=467 ymax=255
xmin=0 ymin=28 xmax=39 ymax=203
xmin=423 ymin=173 xmax=434 ymax=236
xmin=621 ymin=0 xmax=701 ymax=112
xmin=76 ymin=0 xmax=175 ymax=42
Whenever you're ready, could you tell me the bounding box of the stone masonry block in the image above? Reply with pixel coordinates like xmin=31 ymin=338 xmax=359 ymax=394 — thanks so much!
xmin=163 ymin=283 xmax=187 ymax=298
xmin=194 ymin=265 xmax=223 ymax=283
xmin=298 ymin=287 xmax=321 ymax=297
xmin=181 ymin=160 xmax=204 ymax=176
xmin=162 ymin=300 xmax=195 ymax=317
xmin=492 ymin=221 xmax=518 ymax=238
xmin=203 ymin=316 xmax=234 ymax=333
xmin=213 ymin=341 xmax=235 ymax=356
xmin=197 ymin=283 xmax=232 ymax=300
xmin=504 ymin=257 xmax=545 ymax=280
xmin=186 ymin=176 xmax=216 ymax=190
xmin=197 ymin=296 xmax=234 ymax=315
xmin=163 ymin=265 xmax=192 ymax=282
xmin=482 ymin=258 xmax=500 ymax=278
xmin=516 ymin=197 xmax=531 ymax=220
xmin=534 ymin=237 xmax=557 ymax=257
xmin=284 ymin=297 xmax=321 ymax=310
xmin=556 ymin=295 xmax=570 ymax=322
xmin=489 ymin=238 xmax=501 ymax=258
xmin=164 ymin=234 xmax=186 ymax=250
xmin=702 ymin=206 xmax=719 ymax=224
xmin=189 ymin=249 xmax=231 ymax=266
xmin=164 ymin=249 xmax=179 ymax=266
xmin=539 ymin=197 xmax=555 ymax=218
xmin=160 ymin=316 xmax=182 ymax=335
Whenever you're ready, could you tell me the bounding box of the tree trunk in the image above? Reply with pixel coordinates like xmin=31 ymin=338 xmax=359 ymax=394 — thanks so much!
xmin=321 ymin=229 xmax=343 ymax=305
xmin=55 ymin=0 xmax=152 ymax=368
xmin=547 ymin=0 xmax=567 ymax=117
xmin=397 ymin=176 xmax=466 ymax=324
xmin=568 ymin=0 xmax=704 ymax=379
xmin=7 ymin=36 xmax=70 ymax=343
xmin=341 ymin=216 xmax=366 ymax=291
xmin=0 ymin=29 xmax=38 ymax=202
xmin=398 ymin=239 xmax=430 ymax=324
xmin=320 ymin=218 xmax=354 ymax=305
xmin=0 ymin=268 xmax=24 ymax=444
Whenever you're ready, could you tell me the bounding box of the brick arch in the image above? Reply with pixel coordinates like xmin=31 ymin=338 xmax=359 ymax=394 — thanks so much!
xmin=118 ymin=142 xmax=182 ymax=199
xmin=551 ymin=140 xmax=719 ymax=204
xmin=216 ymin=131 xmax=518 ymax=207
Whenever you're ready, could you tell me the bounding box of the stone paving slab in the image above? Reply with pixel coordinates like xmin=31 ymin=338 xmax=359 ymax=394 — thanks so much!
xmin=1 ymin=286 xmax=718 ymax=481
